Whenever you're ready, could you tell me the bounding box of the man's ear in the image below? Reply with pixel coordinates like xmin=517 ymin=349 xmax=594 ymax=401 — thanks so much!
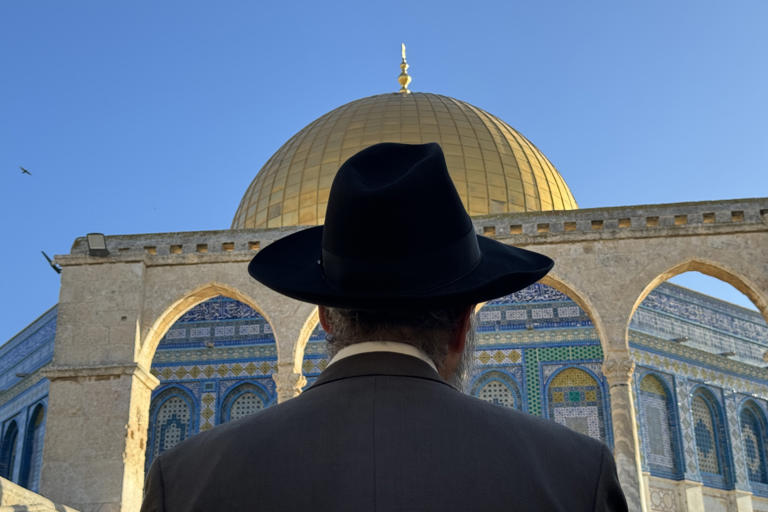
xmin=318 ymin=306 xmax=331 ymax=333
xmin=448 ymin=304 xmax=475 ymax=354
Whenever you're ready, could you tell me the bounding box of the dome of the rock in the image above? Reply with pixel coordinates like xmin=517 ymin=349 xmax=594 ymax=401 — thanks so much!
xmin=232 ymin=92 xmax=578 ymax=229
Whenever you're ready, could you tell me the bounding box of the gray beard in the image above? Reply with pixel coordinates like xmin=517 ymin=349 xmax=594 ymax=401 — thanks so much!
xmin=447 ymin=313 xmax=477 ymax=392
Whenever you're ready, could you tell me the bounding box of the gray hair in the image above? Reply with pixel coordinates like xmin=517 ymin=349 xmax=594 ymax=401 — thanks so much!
xmin=322 ymin=305 xmax=475 ymax=380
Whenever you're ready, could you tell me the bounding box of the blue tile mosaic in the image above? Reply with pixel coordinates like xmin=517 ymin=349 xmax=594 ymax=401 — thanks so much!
xmin=636 ymin=373 xmax=683 ymax=479
xmin=740 ymin=401 xmax=768 ymax=496
xmin=691 ymin=388 xmax=733 ymax=489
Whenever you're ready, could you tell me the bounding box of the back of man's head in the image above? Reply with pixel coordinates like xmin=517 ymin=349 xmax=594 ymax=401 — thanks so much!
xmin=320 ymin=304 xmax=477 ymax=388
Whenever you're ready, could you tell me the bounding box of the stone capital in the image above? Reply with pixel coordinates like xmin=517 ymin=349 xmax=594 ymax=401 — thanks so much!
xmin=42 ymin=362 xmax=159 ymax=390
xmin=602 ymin=355 xmax=635 ymax=385
xmin=272 ymin=363 xmax=307 ymax=403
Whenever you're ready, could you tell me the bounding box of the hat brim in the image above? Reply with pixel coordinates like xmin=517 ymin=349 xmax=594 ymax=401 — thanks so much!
xmin=249 ymin=226 xmax=553 ymax=308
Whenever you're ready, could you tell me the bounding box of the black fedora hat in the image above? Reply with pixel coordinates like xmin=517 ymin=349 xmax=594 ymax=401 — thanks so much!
xmin=248 ymin=142 xmax=553 ymax=308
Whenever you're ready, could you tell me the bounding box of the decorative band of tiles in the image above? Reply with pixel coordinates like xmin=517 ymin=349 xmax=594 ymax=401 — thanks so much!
xmin=151 ymin=361 xmax=277 ymax=381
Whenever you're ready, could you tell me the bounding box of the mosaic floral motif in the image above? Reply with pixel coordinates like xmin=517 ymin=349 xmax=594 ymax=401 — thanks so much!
xmin=740 ymin=404 xmax=768 ymax=484
xmin=547 ymin=367 xmax=605 ymax=441
xmin=638 ymin=374 xmax=680 ymax=477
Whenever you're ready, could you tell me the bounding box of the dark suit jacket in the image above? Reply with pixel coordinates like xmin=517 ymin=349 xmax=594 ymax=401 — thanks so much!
xmin=142 ymin=352 xmax=627 ymax=511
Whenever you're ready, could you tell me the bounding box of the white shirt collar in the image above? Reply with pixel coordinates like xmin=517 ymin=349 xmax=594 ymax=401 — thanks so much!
xmin=326 ymin=341 xmax=439 ymax=374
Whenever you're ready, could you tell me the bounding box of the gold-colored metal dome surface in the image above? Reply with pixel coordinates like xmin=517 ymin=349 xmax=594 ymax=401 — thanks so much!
xmin=232 ymin=92 xmax=577 ymax=229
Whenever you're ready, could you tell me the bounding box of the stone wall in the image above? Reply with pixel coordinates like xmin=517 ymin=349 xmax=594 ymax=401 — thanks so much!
xmin=41 ymin=197 xmax=768 ymax=512
xmin=0 ymin=476 xmax=78 ymax=511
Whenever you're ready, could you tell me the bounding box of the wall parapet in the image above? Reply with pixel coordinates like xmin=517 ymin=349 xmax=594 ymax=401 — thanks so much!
xmin=474 ymin=197 xmax=768 ymax=244
xmin=55 ymin=197 xmax=768 ymax=266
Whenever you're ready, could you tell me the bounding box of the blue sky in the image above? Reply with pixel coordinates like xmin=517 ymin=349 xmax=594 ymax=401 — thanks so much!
xmin=1 ymin=1 xmax=766 ymax=342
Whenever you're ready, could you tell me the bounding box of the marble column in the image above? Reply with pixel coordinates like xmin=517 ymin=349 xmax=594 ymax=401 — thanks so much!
xmin=602 ymin=352 xmax=648 ymax=512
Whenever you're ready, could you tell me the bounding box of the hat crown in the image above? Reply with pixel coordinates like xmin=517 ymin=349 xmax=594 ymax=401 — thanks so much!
xmin=321 ymin=143 xmax=478 ymax=291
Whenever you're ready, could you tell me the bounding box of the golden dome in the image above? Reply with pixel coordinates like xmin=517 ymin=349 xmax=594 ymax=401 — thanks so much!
xmin=232 ymin=92 xmax=577 ymax=229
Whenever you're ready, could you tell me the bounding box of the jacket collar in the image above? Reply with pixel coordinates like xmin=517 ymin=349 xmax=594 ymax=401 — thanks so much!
xmin=307 ymin=351 xmax=457 ymax=392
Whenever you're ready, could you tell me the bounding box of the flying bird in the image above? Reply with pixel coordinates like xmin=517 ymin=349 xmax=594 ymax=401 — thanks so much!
xmin=20 ymin=166 xmax=31 ymax=175
xmin=41 ymin=251 xmax=62 ymax=274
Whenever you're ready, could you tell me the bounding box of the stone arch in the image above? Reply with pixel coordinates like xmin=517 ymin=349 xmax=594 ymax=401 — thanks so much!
xmin=540 ymin=273 xmax=607 ymax=343
xmin=291 ymin=306 xmax=320 ymax=375
xmin=630 ymin=258 xmax=768 ymax=330
xmin=140 ymin=282 xmax=275 ymax=367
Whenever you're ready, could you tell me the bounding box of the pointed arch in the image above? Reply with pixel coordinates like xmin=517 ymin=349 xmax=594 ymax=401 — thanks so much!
xmin=630 ymin=259 xmax=768 ymax=328
xmin=220 ymin=382 xmax=271 ymax=423
xmin=19 ymin=403 xmax=46 ymax=491
xmin=470 ymin=370 xmax=522 ymax=410
xmin=545 ymin=366 xmax=607 ymax=442
xmin=0 ymin=420 xmax=19 ymax=481
xmin=140 ymin=282 xmax=275 ymax=365
xmin=690 ymin=386 xmax=732 ymax=489
xmin=291 ymin=306 xmax=321 ymax=374
xmin=146 ymin=385 xmax=197 ymax=470
xmin=635 ymin=372 xmax=682 ymax=479
xmin=740 ymin=399 xmax=768 ymax=492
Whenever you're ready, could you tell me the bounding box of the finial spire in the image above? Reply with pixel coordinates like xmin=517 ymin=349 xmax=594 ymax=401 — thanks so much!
xmin=398 ymin=43 xmax=412 ymax=94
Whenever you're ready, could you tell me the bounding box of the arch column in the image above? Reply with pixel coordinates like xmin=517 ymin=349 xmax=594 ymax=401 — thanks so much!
xmin=268 ymin=301 xmax=316 ymax=403
xmin=725 ymin=395 xmax=755 ymax=511
xmin=272 ymin=362 xmax=306 ymax=402
xmin=602 ymin=351 xmax=648 ymax=512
